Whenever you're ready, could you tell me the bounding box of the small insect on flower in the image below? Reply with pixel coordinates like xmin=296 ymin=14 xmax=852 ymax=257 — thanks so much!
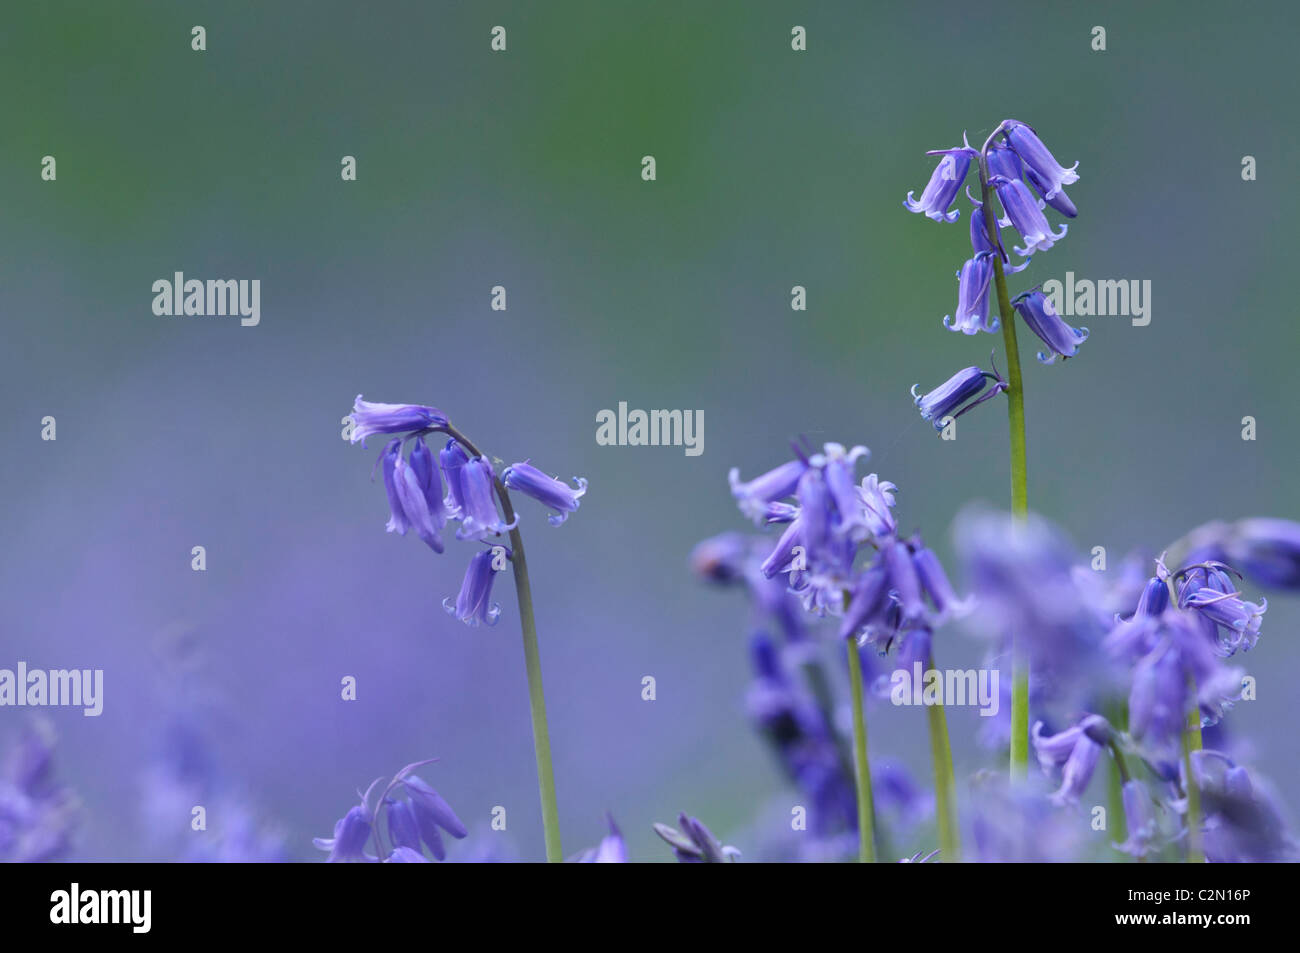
xmin=1012 ymin=289 xmax=1089 ymax=364
xmin=502 ymin=461 xmax=588 ymax=526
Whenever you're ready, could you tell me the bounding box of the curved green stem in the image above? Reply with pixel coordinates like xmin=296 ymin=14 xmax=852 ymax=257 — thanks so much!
xmin=445 ymin=424 xmax=563 ymax=862
xmin=845 ymin=637 xmax=876 ymax=863
xmin=977 ymin=128 xmax=1031 ymax=779
xmin=925 ymin=651 xmax=960 ymax=862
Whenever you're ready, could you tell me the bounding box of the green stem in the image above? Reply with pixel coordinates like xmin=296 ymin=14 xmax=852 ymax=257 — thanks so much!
xmin=978 ymin=127 xmax=1030 ymax=779
xmin=1183 ymin=689 xmax=1204 ymax=864
xmin=845 ymin=637 xmax=876 ymax=863
xmin=445 ymin=425 xmax=563 ymax=862
xmin=1106 ymin=701 xmax=1129 ymax=856
xmin=925 ymin=651 xmax=960 ymax=862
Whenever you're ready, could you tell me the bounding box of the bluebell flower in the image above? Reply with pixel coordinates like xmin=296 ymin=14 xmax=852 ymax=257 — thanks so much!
xmin=574 ymin=815 xmax=628 ymax=863
xmin=911 ymin=365 xmax=1006 ymax=430
xmin=1004 ymin=121 xmax=1079 ymax=201
xmin=1114 ymin=781 xmax=1161 ymax=858
xmin=439 ymin=438 xmax=470 ymax=515
xmin=349 ymin=396 xmax=447 ymax=446
xmin=385 ymin=846 xmax=429 ymax=862
xmin=1220 ymin=518 xmax=1300 ymax=590
xmin=378 ymin=439 xmax=409 ymax=536
xmin=654 ymin=813 xmax=740 ymax=863
xmin=1180 ymin=750 xmax=1298 ymax=862
xmin=1012 ymin=289 xmax=1089 ymax=364
xmin=0 ymin=719 xmax=77 ymax=863
xmin=1179 ymin=580 xmax=1265 ymax=654
xmin=759 ymin=517 xmax=804 ymax=580
xmin=991 ymin=175 xmax=1068 ymax=256
xmin=1186 ymin=518 xmax=1300 ymax=591
xmin=969 ymin=195 xmax=1001 ymax=255
xmin=384 ymin=799 xmax=424 ymax=852
xmin=905 ymin=138 xmax=977 ymax=222
xmin=1135 ymin=575 xmax=1171 ymax=618
xmin=729 ymin=459 xmax=807 ymax=524
xmin=746 ymin=635 xmax=856 ymax=834
xmin=911 ymin=541 xmax=968 ymax=617
xmin=393 ymin=452 xmax=445 ymax=553
xmin=837 ymin=563 xmax=893 ymax=641
xmin=944 ymin=253 xmax=998 ymax=335
xmin=455 ymin=456 xmax=517 ymax=540
xmin=1180 ymin=556 xmax=1268 ymax=655
xmin=409 ymin=437 xmax=449 ymax=526
xmin=1025 ymin=167 xmax=1078 ymax=218
xmin=856 ymin=474 xmax=898 ymax=540
xmin=882 ymin=539 xmax=927 ymax=623
xmin=814 ymin=443 xmax=871 ymax=537
xmin=1117 ymin=621 xmax=1246 ymax=749
xmin=690 ymin=533 xmax=811 ymax=644
xmin=985 ymin=141 xmax=1023 ymax=182
xmin=1031 ymin=714 xmax=1111 ymax=805
xmin=796 ymin=467 xmax=835 ymax=568
xmin=313 ymin=804 xmax=375 ymax=863
xmin=401 ymin=775 xmax=468 ymax=861
xmin=444 ymin=549 xmax=505 ymax=626
xmin=503 ymin=461 xmax=588 ymax=525
xmin=403 ymin=775 xmax=469 ymax=839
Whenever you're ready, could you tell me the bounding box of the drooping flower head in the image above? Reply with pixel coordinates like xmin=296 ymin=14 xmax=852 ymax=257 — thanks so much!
xmin=349 ymin=396 xmax=447 ymax=446
xmin=1003 ymin=120 xmax=1079 ymax=201
xmin=445 ymin=547 xmax=506 ymax=626
xmin=502 ymin=461 xmax=588 ymax=526
xmin=991 ymin=175 xmax=1068 ymax=257
xmin=1181 ymin=517 xmax=1300 ymax=591
xmin=1031 ymin=714 xmax=1112 ymax=805
xmin=1102 ymin=558 xmax=1259 ymax=757
xmin=455 ymin=457 xmax=518 ymax=541
xmin=316 ymin=763 xmax=468 ymax=863
xmin=904 ymin=138 xmax=977 ymax=222
xmin=1179 ymin=750 xmax=1298 ymax=863
xmin=1012 ymin=288 xmax=1089 ymax=365
xmin=944 ymin=253 xmax=998 ymax=335
xmin=392 ymin=450 xmax=445 ymax=553
xmin=313 ymin=804 xmax=375 ymax=863
xmin=729 ymin=459 xmax=808 ymax=525
xmin=911 ymin=365 xmax=1007 ymax=430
